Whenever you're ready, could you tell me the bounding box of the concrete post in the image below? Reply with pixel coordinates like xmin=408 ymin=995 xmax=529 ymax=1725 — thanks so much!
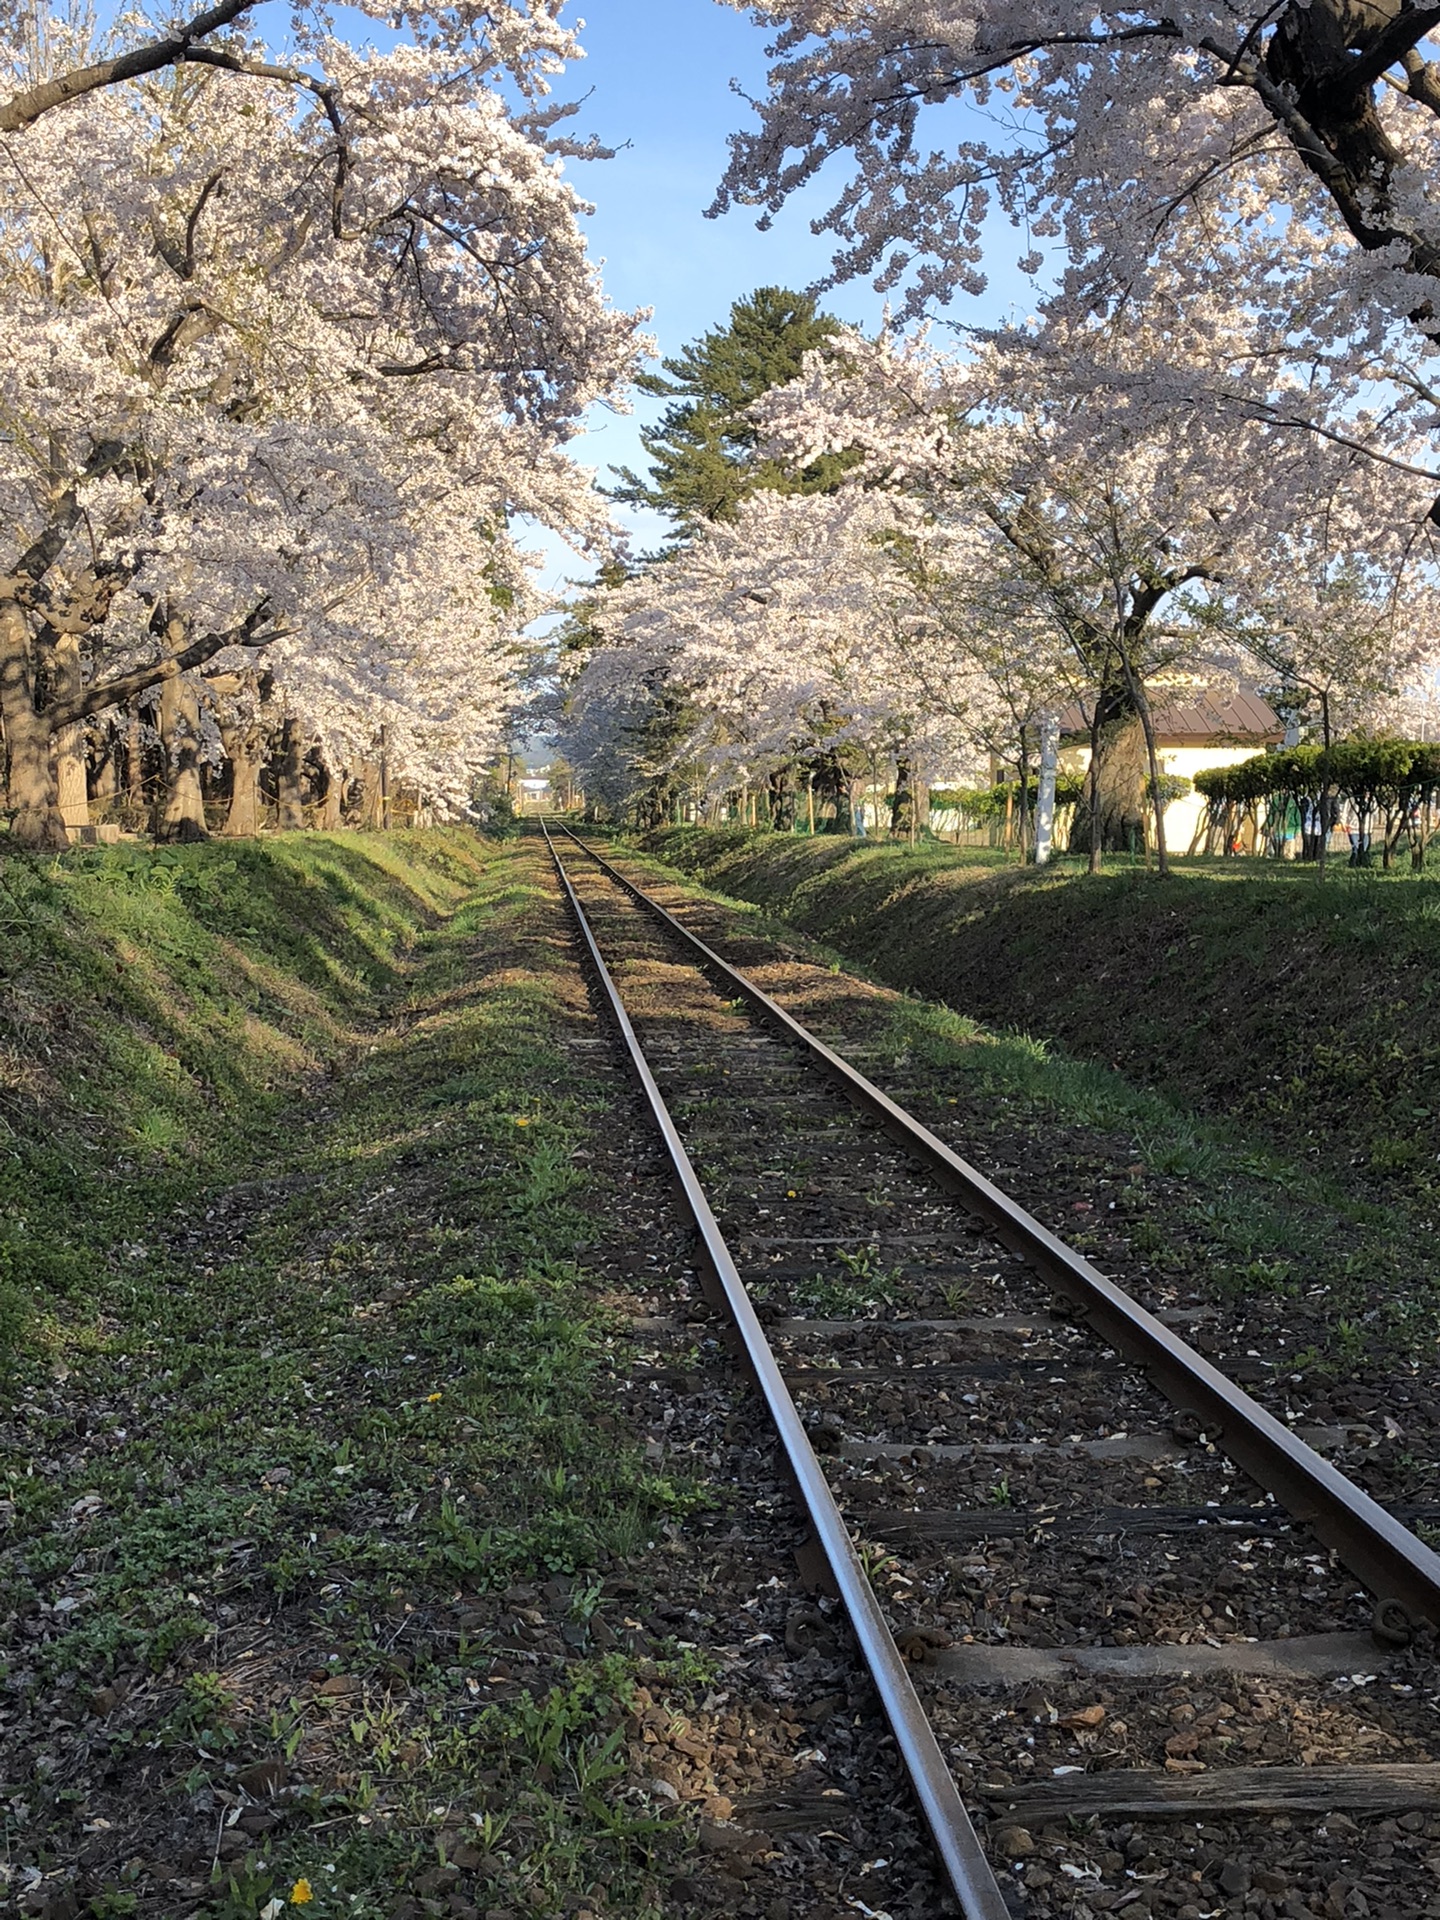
xmin=1034 ymin=712 xmax=1060 ymax=865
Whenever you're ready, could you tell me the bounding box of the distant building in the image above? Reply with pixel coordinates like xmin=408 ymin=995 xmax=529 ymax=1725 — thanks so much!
xmin=515 ymin=776 xmax=550 ymax=814
xmin=1060 ymin=685 xmax=1285 ymax=851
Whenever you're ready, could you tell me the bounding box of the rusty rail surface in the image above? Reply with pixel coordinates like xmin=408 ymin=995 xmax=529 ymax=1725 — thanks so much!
xmin=542 ymin=820 xmax=1013 ymax=1920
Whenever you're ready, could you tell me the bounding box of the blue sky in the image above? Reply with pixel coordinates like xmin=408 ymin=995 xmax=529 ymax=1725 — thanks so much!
xmin=537 ymin=1 xmax=1037 ymax=585
xmin=554 ymin=0 xmax=890 ymax=568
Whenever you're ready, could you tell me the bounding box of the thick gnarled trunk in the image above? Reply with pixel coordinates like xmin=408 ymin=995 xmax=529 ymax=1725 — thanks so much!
xmin=1068 ymin=693 xmax=1149 ymax=858
xmin=220 ymin=720 xmax=264 ymax=836
xmin=890 ymin=755 xmax=914 ymax=837
xmin=0 ymin=603 xmax=67 ymax=850
xmin=51 ymin=635 xmax=88 ymax=836
xmin=276 ymin=718 xmax=308 ymax=830
xmin=157 ymin=673 xmax=208 ymax=842
xmin=54 ymin=723 xmax=89 ymax=834
xmin=315 ymin=756 xmax=345 ymax=831
xmin=356 ymin=759 xmax=384 ymax=829
xmin=811 ymin=749 xmax=852 ymax=833
xmin=768 ymin=764 xmax=795 ymax=829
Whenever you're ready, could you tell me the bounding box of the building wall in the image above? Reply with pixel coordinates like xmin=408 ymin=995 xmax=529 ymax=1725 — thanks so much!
xmin=1059 ymin=741 xmax=1270 ymax=852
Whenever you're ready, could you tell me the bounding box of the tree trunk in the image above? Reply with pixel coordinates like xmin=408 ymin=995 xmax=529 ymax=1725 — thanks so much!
xmin=53 ymin=720 xmax=89 ymax=834
xmin=49 ymin=634 xmax=89 ymax=836
xmin=219 ymin=719 xmax=264 ymax=836
xmin=838 ymin=778 xmax=855 ymax=834
xmin=356 ymin=760 xmax=384 ymax=829
xmin=315 ymin=757 xmax=344 ymax=831
xmin=1015 ymin=729 xmax=1032 ymax=859
xmin=769 ymin=765 xmax=796 ymax=830
xmin=1120 ymin=665 xmax=1170 ymax=878
xmin=891 ymin=755 xmax=914 ymax=837
xmin=1070 ymin=692 xmax=1149 ymax=860
xmin=126 ymin=706 xmax=146 ymax=815
xmin=0 ymin=604 xmax=68 ymax=850
xmin=157 ymin=674 xmax=208 ymax=843
xmin=1084 ymin=701 xmax=1104 ymax=874
xmin=813 ymin=751 xmax=851 ymax=832
xmin=91 ymin=724 xmax=119 ymax=815
xmin=276 ymin=717 xmax=307 ymax=830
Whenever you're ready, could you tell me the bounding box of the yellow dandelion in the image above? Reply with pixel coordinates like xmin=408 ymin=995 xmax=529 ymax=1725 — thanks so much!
xmin=426 ymin=1392 xmax=443 ymax=1404
xmin=290 ymin=1880 xmax=314 ymax=1906
xmin=786 ymin=1190 xmax=798 ymax=1199
xmin=514 ymin=1116 xmax=531 ymax=1127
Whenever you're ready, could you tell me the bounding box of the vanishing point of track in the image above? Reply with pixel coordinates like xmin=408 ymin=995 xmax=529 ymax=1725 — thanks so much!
xmin=543 ymin=820 xmax=1440 ymax=1919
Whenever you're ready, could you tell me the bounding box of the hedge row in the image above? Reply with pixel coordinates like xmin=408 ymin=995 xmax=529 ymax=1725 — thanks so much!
xmin=930 ymin=773 xmax=1087 ymax=822
xmin=1194 ymin=740 xmax=1440 ymax=814
xmin=931 ymin=770 xmax=1194 ymax=823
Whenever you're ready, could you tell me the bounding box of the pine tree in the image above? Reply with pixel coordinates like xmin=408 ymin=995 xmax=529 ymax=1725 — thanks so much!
xmin=611 ymin=287 xmax=856 ymax=535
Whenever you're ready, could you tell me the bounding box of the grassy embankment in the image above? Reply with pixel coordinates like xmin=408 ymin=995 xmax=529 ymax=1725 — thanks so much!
xmin=6 ymin=822 xmax=1437 ymax=1914
xmin=642 ymin=828 xmax=1440 ymax=1202
xmin=1 ymin=832 xmax=694 ymax=1919
xmin=610 ymin=826 xmax=1440 ymax=1361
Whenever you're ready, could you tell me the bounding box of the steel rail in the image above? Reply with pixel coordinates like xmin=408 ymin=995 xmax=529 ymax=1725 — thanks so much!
xmin=555 ymin=823 xmax=1440 ymax=1638
xmin=542 ymin=821 xmax=1012 ymax=1920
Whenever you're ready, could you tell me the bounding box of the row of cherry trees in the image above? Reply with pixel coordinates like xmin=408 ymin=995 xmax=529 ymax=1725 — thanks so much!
xmin=13 ymin=0 xmax=1440 ymax=854
xmin=0 ymin=0 xmax=644 ymax=849
xmin=561 ymin=309 xmax=1440 ymax=856
xmin=559 ymin=0 xmax=1440 ymax=854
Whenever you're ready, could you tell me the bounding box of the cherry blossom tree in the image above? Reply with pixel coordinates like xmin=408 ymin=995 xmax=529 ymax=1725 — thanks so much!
xmin=757 ymin=323 xmax=1440 ymax=865
xmin=560 ymin=487 xmax=965 ymax=827
xmin=1227 ymin=561 xmax=1440 ymax=746
xmin=712 ymin=0 xmax=1440 ymax=353
xmin=0 ymin=10 xmax=642 ymax=847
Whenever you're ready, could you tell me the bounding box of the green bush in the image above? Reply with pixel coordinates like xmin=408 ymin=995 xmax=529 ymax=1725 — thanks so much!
xmin=1194 ymin=738 xmax=1440 ymax=814
xmin=933 ymin=772 xmax=1092 ymax=822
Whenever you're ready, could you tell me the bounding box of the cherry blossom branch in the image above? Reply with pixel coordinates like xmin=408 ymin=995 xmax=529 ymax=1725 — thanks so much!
xmin=865 ymin=23 xmax=1186 ymax=105
xmin=59 ymin=602 xmax=285 ymax=726
xmin=0 ymin=0 xmax=255 ymax=132
xmin=1227 ymin=398 xmax=1440 ymax=481
xmin=180 ymin=47 xmax=350 ymax=236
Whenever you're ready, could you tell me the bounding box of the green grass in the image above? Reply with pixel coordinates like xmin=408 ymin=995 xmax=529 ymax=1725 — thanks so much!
xmin=1 ymin=832 xmax=489 ymax=1354
xmin=606 ymin=829 xmax=1440 ymax=1358
xmin=642 ymin=826 xmax=1440 ymax=1205
xmin=0 ymin=832 xmax=696 ymax=1919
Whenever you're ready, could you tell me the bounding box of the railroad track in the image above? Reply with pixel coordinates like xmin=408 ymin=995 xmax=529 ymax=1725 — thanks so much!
xmin=543 ymin=821 xmax=1440 ymax=1920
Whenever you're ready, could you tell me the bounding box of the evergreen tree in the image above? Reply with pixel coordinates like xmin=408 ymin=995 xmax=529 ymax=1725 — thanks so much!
xmin=611 ymin=287 xmax=856 ymax=534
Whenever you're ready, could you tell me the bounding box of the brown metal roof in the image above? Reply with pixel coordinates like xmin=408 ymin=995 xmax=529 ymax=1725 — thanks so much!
xmin=1059 ymin=686 xmax=1284 ymax=742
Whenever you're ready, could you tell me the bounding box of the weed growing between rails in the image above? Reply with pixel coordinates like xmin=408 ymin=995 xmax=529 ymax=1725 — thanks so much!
xmin=606 ymin=834 xmax=1440 ymax=1369
xmin=0 ymin=836 xmax=697 ymax=1920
